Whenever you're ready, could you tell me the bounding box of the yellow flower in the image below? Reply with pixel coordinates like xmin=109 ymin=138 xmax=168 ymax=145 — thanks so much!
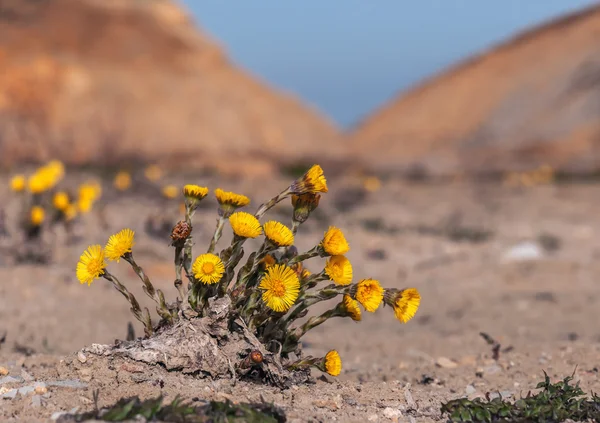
xmin=342 ymin=294 xmax=361 ymax=321
xmin=259 ymin=264 xmax=300 ymax=312
xmin=229 ymin=211 xmax=262 ymax=238
xmin=10 ymin=175 xmax=26 ymax=192
xmin=324 ymin=255 xmax=353 ymax=286
xmin=263 ymin=221 xmax=294 ymax=247
xmin=105 ymin=229 xmax=135 ymax=262
xmin=183 ymin=184 xmax=209 ymax=201
xmin=65 ymin=203 xmax=78 ymax=221
xmin=192 ymin=253 xmax=225 ymax=284
xmin=355 ymin=279 xmax=384 ymax=312
xmin=321 ymin=226 xmax=350 ymax=256
xmin=53 ymin=191 xmax=70 ymax=211
xmin=215 ymin=188 xmax=250 ymax=208
xmin=27 ymin=172 xmax=49 ymax=194
xmin=300 ymin=268 xmax=311 ymax=279
xmin=144 ymin=164 xmax=163 ymax=182
xmin=30 ymin=206 xmax=45 ymax=226
xmin=113 ymin=171 xmax=131 ymax=191
xmin=260 ymin=254 xmax=276 ymax=270
xmin=162 ymin=185 xmax=179 ymax=199
xmin=393 ymin=288 xmax=421 ymax=323
xmin=290 ymin=164 xmax=328 ymax=194
xmin=78 ymin=197 xmax=93 ymax=214
xmin=324 ymin=350 xmax=342 ymax=376
xmin=76 ymin=245 xmax=106 ymax=286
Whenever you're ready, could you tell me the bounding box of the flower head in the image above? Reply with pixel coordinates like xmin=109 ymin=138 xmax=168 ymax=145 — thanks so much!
xmin=192 ymin=253 xmax=225 ymax=284
xmin=76 ymin=245 xmax=106 ymax=286
xmin=144 ymin=164 xmax=162 ymax=182
xmin=27 ymin=172 xmax=49 ymax=194
xmin=30 ymin=206 xmax=45 ymax=226
xmin=324 ymin=255 xmax=353 ymax=286
xmin=291 ymin=193 xmax=321 ymax=223
xmin=105 ymin=229 xmax=135 ymax=262
xmin=114 ymin=171 xmax=131 ymax=191
xmin=385 ymin=288 xmax=421 ymax=323
xmin=183 ymin=184 xmax=209 ymax=201
xmin=10 ymin=175 xmax=26 ymax=192
xmin=320 ymin=226 xmax=350 ymax=256
xmin=215 ymin=188 xmax=250 ymax=216
xmin=162 ymin=185 xmax=179 ymax=199
xmin=170 ymin=220 xmax=192 ymax=246
xmin=324 ymin=350 xmax=342 ymax=376
xmin=259 ymin=264 xmax=300 ymax=312
xmin=354 ymin=279 xmax=384 ymax=312
xmin=263 ymin=221 xmax=294 ymax=247
xmin=342 ymin=294 xmax=362 ymax=321
xmin=260 ymin=254 xmax=276 ymax=270
xmin=53 ymin=191 xmax=70 ymax=211
xmin=290 ymin=165 xmax=328 ymax=195
xmin=65 ymin=203 xmax=78 ymax=221
xmin=229 ymin=212 xmax=262 ymax=239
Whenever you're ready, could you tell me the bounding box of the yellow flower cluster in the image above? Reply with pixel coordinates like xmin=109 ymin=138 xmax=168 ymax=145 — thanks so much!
xmin=78 ymin=181 xmax=102 ymax=213
xmin=25 ymin=161 xmax=65 ymax=194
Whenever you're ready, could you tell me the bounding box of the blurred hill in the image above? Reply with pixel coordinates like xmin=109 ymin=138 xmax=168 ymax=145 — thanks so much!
xmin=349 ymin=4 xmax=600 ymax=177
xmin=0 ymin=0 xmax=341 ymax=175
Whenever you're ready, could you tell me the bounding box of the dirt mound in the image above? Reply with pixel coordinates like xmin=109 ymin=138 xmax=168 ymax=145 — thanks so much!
xmin=0 ymin=0 xmax=341 ymax=174
xmin=349 ymin=4 xmax=600 ymax=176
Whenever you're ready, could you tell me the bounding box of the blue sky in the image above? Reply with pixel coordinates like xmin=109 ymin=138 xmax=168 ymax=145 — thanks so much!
xmin=181 ymin=1 xmax=597 ymax=128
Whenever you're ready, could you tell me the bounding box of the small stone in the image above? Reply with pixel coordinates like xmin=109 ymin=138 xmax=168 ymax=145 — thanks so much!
xmin=0 ymin=375 xmax=24 ymax=384
xmin=312 ymin=399 xmax=339 ymax=411
xmin=383 ymin=407 xmax=402 ymax=419
xmin=0 ymin=388 xmax=18 ymax=399
xmin=484 ymin=364 xmax=502 ymax=375
xmin=46 ymin=379 xmax=87 ymax=389
xmin=31 ymin=395 xmax=43 ymax=408
xmin=34 ymin=384 xmax=48 ymax=395
xmin=465 ymin=384 xmax=476 ymax=395
xmin=404 ymin=384 xmax=417 ymax=410
xmin=120 ymin=363 xmax=145 ymax=373
xmin=0 ymin=367 xmax=8 ymax=376
xmin=18 ymin=385 xmax=36 ymax=395
xmin=77 ymin=351 xmax=87 ymax=364
xmin=435 ymin=357 xmax=458 ymax=369
xmin=367 ymin=414 xmax=379 ymax=422
xmin=21 ymin=369 xmax=34 ymax=382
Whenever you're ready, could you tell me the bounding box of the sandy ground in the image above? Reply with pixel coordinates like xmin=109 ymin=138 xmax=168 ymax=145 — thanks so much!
xmin=1 ymin=172 xmax=600 ymax=422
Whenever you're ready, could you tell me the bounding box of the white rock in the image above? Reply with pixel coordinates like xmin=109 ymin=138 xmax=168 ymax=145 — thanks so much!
xmin=77 ymin=351 xmax=87 ymax=364
xmin=435 ymin=357 xmax=458 ymax=369
xmin=383 ymin=407 xmax=402 ymax=419
xmin=465 ymin=384 xmax=476 ymax=395
xmin=367 ymin=414 xmax=379 ymax=422
xmin=502 ymin=241 xmax=543 ymax=262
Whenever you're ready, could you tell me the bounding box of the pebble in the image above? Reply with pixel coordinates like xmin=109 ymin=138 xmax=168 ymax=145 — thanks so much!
xmin=34 ymin=384 xmax=48 ymax=395
xmin=0 ymin=367 xmax=8 ymax=376
xmin=46 ymin=379 xmax=87 ymax=389
xmin=484 ymin=364 xmax=502 ymax=375
xmin=465 ymin=384 xmax=476 ymax=395
xmin=77 ymin=351 xmax=87 ymax=363
xmin=382 ymin=407 xmax=402 ymax=419
xmin=31 ymin=395 xmax=43 ymax=408
xmin=0 ymin=388 xmax=18 ymax=399
xmin=0 ymin=375 xmax=24 ymax=384
xmin=435 ymin=357 xmax=458 ymax=369
xmin=502 ymin=241 xmax=544 ymax=262
xmin=312 ymin=399 xmax=339 ymax=411
xmin=404 ymin=384 xmax=417 ymax=410
xmin=489 ymin=391 xmax=513 ymax=400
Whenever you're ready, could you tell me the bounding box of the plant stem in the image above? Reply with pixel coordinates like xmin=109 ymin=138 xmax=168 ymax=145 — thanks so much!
xmin=254 ymin=187 xmax=292 ymax=220
xmin=207 ymin=216 xmax=226 ymax=253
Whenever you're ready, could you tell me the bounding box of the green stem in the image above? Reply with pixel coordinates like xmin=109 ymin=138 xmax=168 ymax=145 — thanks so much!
xmin=124 ymin=253 xmax=157 ymax=303
xmin=103 ymin=271 xmax=153 ymax=336
xmin=287 ymin=246 xmax=319 ymax=267
xmin=254 ymin=187 xmax=292 ymax=220
xmin=207 ymin=216 xmax=226 ymax=254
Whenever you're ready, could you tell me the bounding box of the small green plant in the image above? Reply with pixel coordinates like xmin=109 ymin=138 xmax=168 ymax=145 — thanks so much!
xmin=59 ymin=395 xmax=286 ymax=423
xmin=441 ymin=371 xmax=600 ymax=422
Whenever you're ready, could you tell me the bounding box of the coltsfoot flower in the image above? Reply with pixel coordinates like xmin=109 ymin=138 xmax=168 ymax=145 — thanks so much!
xmin=342 ymin=294 xmax=362 ymax=321
xmin=10 ymin=175 xmax=25 ymax=192
xmin=65 ymin=204 xmax=78 ymax=221
xmin=290 ymin=164 xmax=328 ymax=194
xmin=263 ymin=221 xmax=294 ymax=247
xmin=291 ymin=193 xmax=321 ymax=223
xmin=105 ymin=229 xmax=135 ymax=262
xmin=215 ymin=188 xmax=250 ymax=216
xmin=385 ymin=288 xmax=421 ymax=323
xmin=192 ymin=253 xmax=225 ymax=284
xmin=320 ymin=226 xmax=350 ymax=256
xmin=144 ymin=165 xmax=162 ymax=182
xmin=53 ymin=191 xmax=70 ymax=211
xmin=162 ymin=185 xmax=179 ymax=199
xmin=324 ymin=255 xmax=353 ymax=285
xmin=259 ymin=264 xmax=300 ymax=312
xmin=354 ymin=279 xmax=384 ymax=312
xmin=113 ymin=171 xmax=132 ymax=191
xmin=183 ymin=184 xmax=209 ymax=202
xmin=76 ymin=245 xmax=106 ymax=286
xmin=324 ymin=350 xmax=342 ymax=376
xmin=30 ymin=206 xmax=45 ymax=226
xmin=229 ymin=211 xmax=262 ymax=238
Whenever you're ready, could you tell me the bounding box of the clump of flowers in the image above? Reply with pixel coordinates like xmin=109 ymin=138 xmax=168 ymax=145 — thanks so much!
xmin=6 ymin=161 xmax=102 ymax=257
xmin=76 ymin=165 xmax=421 ymax=383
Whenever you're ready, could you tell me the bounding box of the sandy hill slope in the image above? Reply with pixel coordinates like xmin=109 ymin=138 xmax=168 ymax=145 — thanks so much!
xmin=0 ymin=0 xmax=341 ymax=174
xmin=349 ymin=4 xmax=600 ymax=177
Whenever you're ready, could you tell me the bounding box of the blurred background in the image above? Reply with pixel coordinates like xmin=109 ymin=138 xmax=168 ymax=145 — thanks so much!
xmin=2 ymin=0 xmax=600 ymax=411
